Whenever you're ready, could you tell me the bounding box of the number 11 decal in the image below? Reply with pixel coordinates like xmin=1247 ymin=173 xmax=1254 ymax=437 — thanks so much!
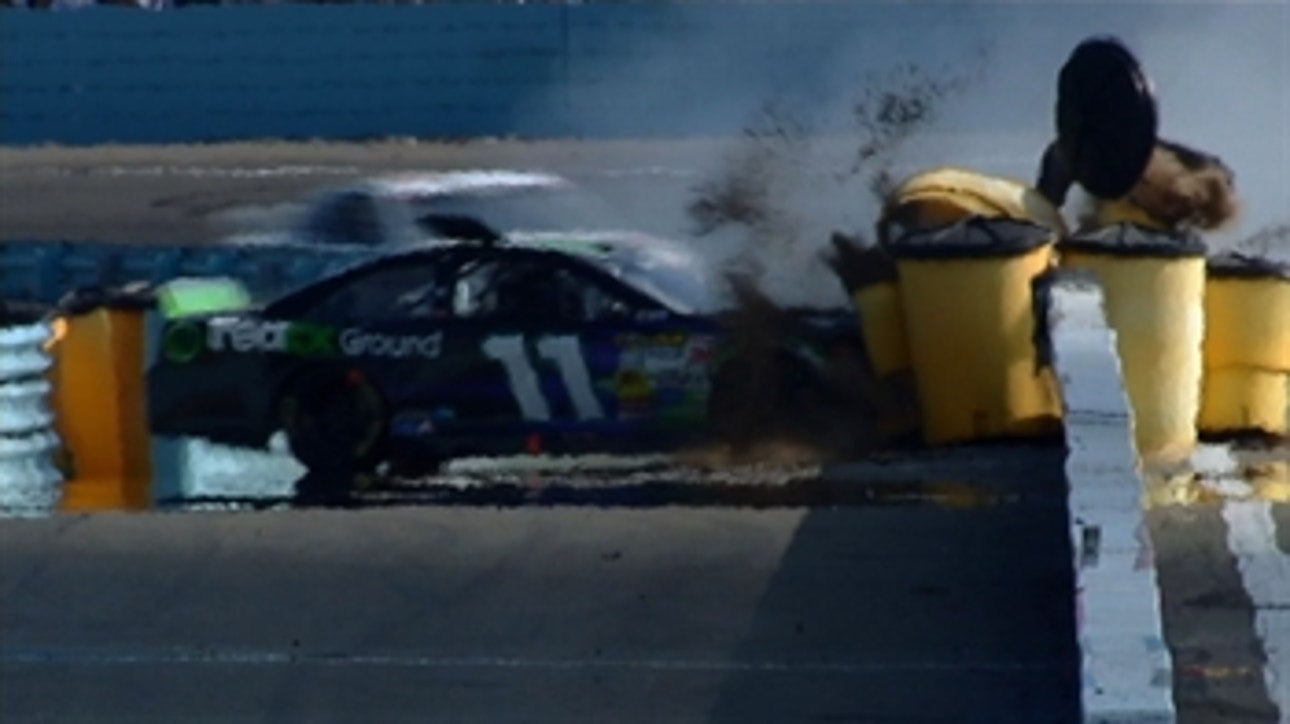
xmin=482 ymin=335 xmax=605 ymax=421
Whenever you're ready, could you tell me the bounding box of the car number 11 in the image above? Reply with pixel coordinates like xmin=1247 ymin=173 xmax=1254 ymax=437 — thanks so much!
xmin=482 ymin=335 xmax=605 ymax=422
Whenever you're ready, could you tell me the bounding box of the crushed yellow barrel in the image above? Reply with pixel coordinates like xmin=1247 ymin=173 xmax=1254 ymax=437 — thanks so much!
xmin=878 ymin=166 xmax=1069 ymax=243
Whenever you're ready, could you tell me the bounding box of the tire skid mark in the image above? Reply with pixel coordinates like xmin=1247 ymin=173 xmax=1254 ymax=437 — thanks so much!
xmin=157 ymin=474 xmax=1066 ymax=513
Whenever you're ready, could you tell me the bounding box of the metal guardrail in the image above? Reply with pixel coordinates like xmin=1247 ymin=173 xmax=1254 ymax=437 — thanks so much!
xmin=0 ymin=320 xmax=63 ymax=514
xmin=0 ymin=240 xmax=382 ymax=306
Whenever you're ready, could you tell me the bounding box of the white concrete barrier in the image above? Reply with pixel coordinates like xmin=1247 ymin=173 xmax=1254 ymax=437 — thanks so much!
xmin=0 ymin=321 xmax=63 ymax=515
xmin=1048 ymin=275 xmax=1175 ymax=722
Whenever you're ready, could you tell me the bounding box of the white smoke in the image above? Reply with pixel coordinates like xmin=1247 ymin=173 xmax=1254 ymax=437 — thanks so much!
xmin=516 ymin=4 xmax=1288 ymax=303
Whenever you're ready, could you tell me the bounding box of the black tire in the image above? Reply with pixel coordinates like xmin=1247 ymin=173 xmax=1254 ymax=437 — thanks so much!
xmin=278 ymin=367 xmax=386 ymax=500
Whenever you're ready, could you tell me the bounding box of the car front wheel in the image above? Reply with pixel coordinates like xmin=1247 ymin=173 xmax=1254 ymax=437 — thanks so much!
xmin=277 ymin=367 xmax=386 ymax=500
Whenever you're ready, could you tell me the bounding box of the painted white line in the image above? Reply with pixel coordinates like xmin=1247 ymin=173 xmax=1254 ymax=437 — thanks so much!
xmin=0 ymin=645 xmax=1067 ymax=675
xmin=1222 ymin=491 xmax=1290 ymax=719
xmin=1049 ymin=278 xmax=1175 ymax=722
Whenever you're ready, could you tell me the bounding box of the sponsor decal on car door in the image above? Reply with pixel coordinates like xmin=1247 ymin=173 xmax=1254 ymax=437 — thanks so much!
xmin=481 ymin=333 xmax=605 ymax=422
xmin=610 ymin=329 xmax=716 ymax=423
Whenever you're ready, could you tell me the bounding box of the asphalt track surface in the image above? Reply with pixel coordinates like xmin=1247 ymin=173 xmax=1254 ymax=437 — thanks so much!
xmin=0 ymin=139 xmax=749 ymax=244
xmin=1 ymin=140 xmax=1288 ymax=723
xmin=2 ymin=489 xmax=1082 ymax=723
xmin=0 ymin=135 xmax=1049 ymax=247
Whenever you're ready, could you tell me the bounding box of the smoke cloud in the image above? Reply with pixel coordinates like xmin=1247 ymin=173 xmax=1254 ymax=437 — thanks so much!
xmin=521 ymin=3 xmax=1288 ymax=297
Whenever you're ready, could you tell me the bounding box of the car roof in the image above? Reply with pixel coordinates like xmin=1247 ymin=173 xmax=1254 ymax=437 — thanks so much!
xmin=340 ymin=235 xmax=655 ymax=278
xmin=323 ymin=234 xmax=715 ymax=315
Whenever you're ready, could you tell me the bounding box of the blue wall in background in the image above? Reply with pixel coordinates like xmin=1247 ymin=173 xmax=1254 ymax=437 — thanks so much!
xmin=0 ymin=3 xmax=1284 ymax=145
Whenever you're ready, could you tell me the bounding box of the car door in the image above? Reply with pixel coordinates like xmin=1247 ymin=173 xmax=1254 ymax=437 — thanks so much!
xmin=276 ymin=246 xmax=592 ymax=450
xmin=270 ymin=253 xmax=472 ymax=433
xmin=569 ymin=266 xmax=722 ymax=444
xmin=439 ymin=247 xmax=720 ymax=452
xmin=424 ymin=247 xmax=612 ymax=445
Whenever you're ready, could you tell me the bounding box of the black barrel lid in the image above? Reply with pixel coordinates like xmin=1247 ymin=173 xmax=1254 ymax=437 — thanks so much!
xmin=824 ymin=232 xmax=899 ymax=291
xmin=1056 ymin=36 xmax=1159 ymax=199
xmin=1207 ymin=251 xmax=1290 ymax=281
xmin=886 ymin=216 xmax=1055 ymax=261
xmin=1062 ymin=222 xmax=1207 ymax=259
xmin=56 ymin=281 xmax=158 ymax=317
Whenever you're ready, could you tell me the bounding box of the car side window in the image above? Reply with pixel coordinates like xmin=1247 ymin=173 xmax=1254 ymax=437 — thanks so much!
xmin=575 ymin=276 xmax=638 ymax=322
xmin=451 ymin=256 xmax=635 ymax=325
xmin=305 ymin=263 xmax=445 ymax=322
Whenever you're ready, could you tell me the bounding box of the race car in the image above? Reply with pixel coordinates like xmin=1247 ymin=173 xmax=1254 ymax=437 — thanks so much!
xmin=147 ymin=232 xmax=870 ymax=497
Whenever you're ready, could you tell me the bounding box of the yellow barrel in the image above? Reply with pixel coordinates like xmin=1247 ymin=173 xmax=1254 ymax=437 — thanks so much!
xmin=823 ymin=235 xmax=919 ymax=442
xmin=853 ymin=283 xmax=910 ymax=369
xmin=1199 ymin=369 xmax=1287 ymax=438
xmin=1198 ymin=253 xmax=1290 ymax=438
xmin=842 ymin=245 xmax=910 ymax=378
xmin=878 ymin=166 xmax=1069 ymax=244
xmin=1060 ymin=224 xmax=1208 ymax=463
xmin=853 ymin=281 xmax=920 ymax=441
xmin=49 ymin=289 xmax=155 ymax=511
xmin=887 ymin=216 xmax=1063 ymax=446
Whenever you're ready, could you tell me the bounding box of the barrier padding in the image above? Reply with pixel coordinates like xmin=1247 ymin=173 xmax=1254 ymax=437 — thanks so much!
xmin=887 ymin=217 xmax=1062 ymax=446
xmin=1199 ymin=254 xmax=1290 ymax=438
xmin=0 ymin=320 xmax=63 ymax=514
xmin=49 ymin=307 xmax=153 ymax=511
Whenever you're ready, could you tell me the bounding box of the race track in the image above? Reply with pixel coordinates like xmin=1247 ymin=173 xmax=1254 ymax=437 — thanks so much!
xmin=1 ymin=499 xmax=1084 ymax=723
xmin=1 ymin=140 xmax=1288 ymax=723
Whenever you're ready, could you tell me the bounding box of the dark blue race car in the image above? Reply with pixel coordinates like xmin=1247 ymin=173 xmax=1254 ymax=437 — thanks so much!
xmin=147 ymin=232 xmax=869 ymax=496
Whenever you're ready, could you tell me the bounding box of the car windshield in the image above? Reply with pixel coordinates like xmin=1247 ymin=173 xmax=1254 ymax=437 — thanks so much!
xmin=411 ymin=184 xmax=625 ymax=236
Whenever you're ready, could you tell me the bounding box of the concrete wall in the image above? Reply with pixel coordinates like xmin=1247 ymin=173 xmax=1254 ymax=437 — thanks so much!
xmin=4 ymin=3 xmax=1283 ymax=145
xmin=0 ymin=239 xmax=378 ymax=304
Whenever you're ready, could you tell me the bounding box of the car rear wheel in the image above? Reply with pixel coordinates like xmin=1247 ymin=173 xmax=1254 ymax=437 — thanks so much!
xmin=278 ymin=367 xmax=386 ymax=500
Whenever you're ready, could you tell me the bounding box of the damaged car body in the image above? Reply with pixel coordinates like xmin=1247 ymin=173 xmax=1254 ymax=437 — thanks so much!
xmin=147 ymin=234 xmax=871 ymax=497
